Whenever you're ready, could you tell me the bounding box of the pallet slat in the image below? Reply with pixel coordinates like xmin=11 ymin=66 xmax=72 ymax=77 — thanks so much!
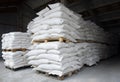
xmin=32 ymin=37 xmax=71 ymax=43
xmin=36 ymin=69 xmax=80 ymax=80
xmin=2 ymin=48 xmax=27 ymax=52
xmin=32 ymin=37 xmax=108 ymax=45
xmin=5 ymin=66 xmax=30 ymax=71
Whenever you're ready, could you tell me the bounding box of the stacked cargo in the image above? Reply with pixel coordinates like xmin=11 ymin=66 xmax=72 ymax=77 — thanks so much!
xmin=76 ymin=43 xmax=109 ymax=66
xmin=26 ymin=3 xmax=118 ymax=79
xmin=2 ymin=32 xmax=31 ymax=69
xmin=26 ymin=3 xmax=83 ymax=77
xmin=26 ymin=42 xmax=81 ymax=77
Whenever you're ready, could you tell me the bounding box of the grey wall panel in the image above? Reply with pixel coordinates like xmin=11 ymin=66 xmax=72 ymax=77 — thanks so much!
xmin=17 ymin=3 xmax=36 ymax=32
xmin=25 ymin=0 xmax=51 ymax=9
xmin=69 ymin=0 xmax=120 ymax=13
xmin=0 ymin=13 xmax=18 ymax=56
xmin=0 ymin=13 xmax=17 ymax=25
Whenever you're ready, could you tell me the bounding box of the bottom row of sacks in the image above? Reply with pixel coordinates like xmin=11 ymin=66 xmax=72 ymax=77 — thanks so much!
xmin=26 ymin=42 xmax=116 ymax=76
xmin=2 ymin=51 xmax=29 ymax=69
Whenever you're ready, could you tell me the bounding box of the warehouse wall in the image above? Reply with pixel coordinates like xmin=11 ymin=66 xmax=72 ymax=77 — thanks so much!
xmin=0 ymin=13 xmax=18 ymax=32
xmin=0 ymin=3 xmax=36 ymax=57
xmin=18 ymin=3 xmax=36 ymax=32
xmin=0 ymin=13 xmax=18 ymax=56
xmin=106 ymin=27 xmax=120 ymax=35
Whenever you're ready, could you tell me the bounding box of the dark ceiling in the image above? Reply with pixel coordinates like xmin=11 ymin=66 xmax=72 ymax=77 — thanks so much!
xmin=0 ymin=0 xmax=120 ymax=30
xmin=0 ymin=0 xmax=22 ymax=6
xmin=0 ymin=0 xmax=23 ymax=13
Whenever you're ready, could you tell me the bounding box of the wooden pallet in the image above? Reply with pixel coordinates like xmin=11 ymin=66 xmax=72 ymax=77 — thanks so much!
xmin=31 ymin=33 xmax=34 ymax=35
xmin=76 ymin=39 xmax=109 ymax=45
xmin=32 ymin=37 xmax=71 ymax=43
xmin=36 ymin=69 xmax=80 ymax=80
xmin=5 ymin=66 xmax=30 ymax=71
xmin=31 ymin=65 xmax=38 ymax=68
xmin=2 ymin=48 xmax=27 ymax=52
xmin=32 ymin=38 xmax=109 ymax=45
xmin=76 ymin=39 xmax=100 ymax=43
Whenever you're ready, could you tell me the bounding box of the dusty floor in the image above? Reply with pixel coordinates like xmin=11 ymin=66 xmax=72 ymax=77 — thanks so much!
xmin=0 ymin=56 xmax=120 ymax=82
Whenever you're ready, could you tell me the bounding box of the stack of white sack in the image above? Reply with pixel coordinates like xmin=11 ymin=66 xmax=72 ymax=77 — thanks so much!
xmin=1 ymin=32 xmax=31 ymax=69
xmin=2 ymin=51 xmax=28 ymax=69
xmin=26 ymin=3 xmax=118 ymax=77
xmin=2 ymin=32 xmax=31 ymax=49
xmin=79 ymin=21 xmax=108 ymax=43
xmin=26 ymin=42 xmax=81 ymax=76
xmin=76 ymin=43 xmax=110 ymax=66
xmin=27 ymin=3 xmax=108 ymax=43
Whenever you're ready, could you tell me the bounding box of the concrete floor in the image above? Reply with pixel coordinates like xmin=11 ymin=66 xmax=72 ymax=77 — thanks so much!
xmin=0 ymin=56 xmax=120 ymax=82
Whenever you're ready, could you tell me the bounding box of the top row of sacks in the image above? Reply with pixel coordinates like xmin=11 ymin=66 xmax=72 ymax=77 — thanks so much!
xmin=27 ymin=3 xmax=119 ymax=44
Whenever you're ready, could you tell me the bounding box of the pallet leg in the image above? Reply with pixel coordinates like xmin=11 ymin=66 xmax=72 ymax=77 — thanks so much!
xmin=12 ymin=50 xmax=16 ymax=52
xmin=66 ymin=40 xmax=70 ymax=43
xmin=45 ymin=73 xmax=49 ymax=76
xmin=74 ymin=70 xmax=79 ymax=74
xmin=59 ymin=37 xmax=64 ymax=42
xmin=68 ymin=72 xmax=72 ymax=77
xmin=22 ymin=49 xmax=26 ymax=52
xmin=44 ymin=40 xmax=48 ymax=43
xmin=58 ymin=76 xmax=64 ymax=80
